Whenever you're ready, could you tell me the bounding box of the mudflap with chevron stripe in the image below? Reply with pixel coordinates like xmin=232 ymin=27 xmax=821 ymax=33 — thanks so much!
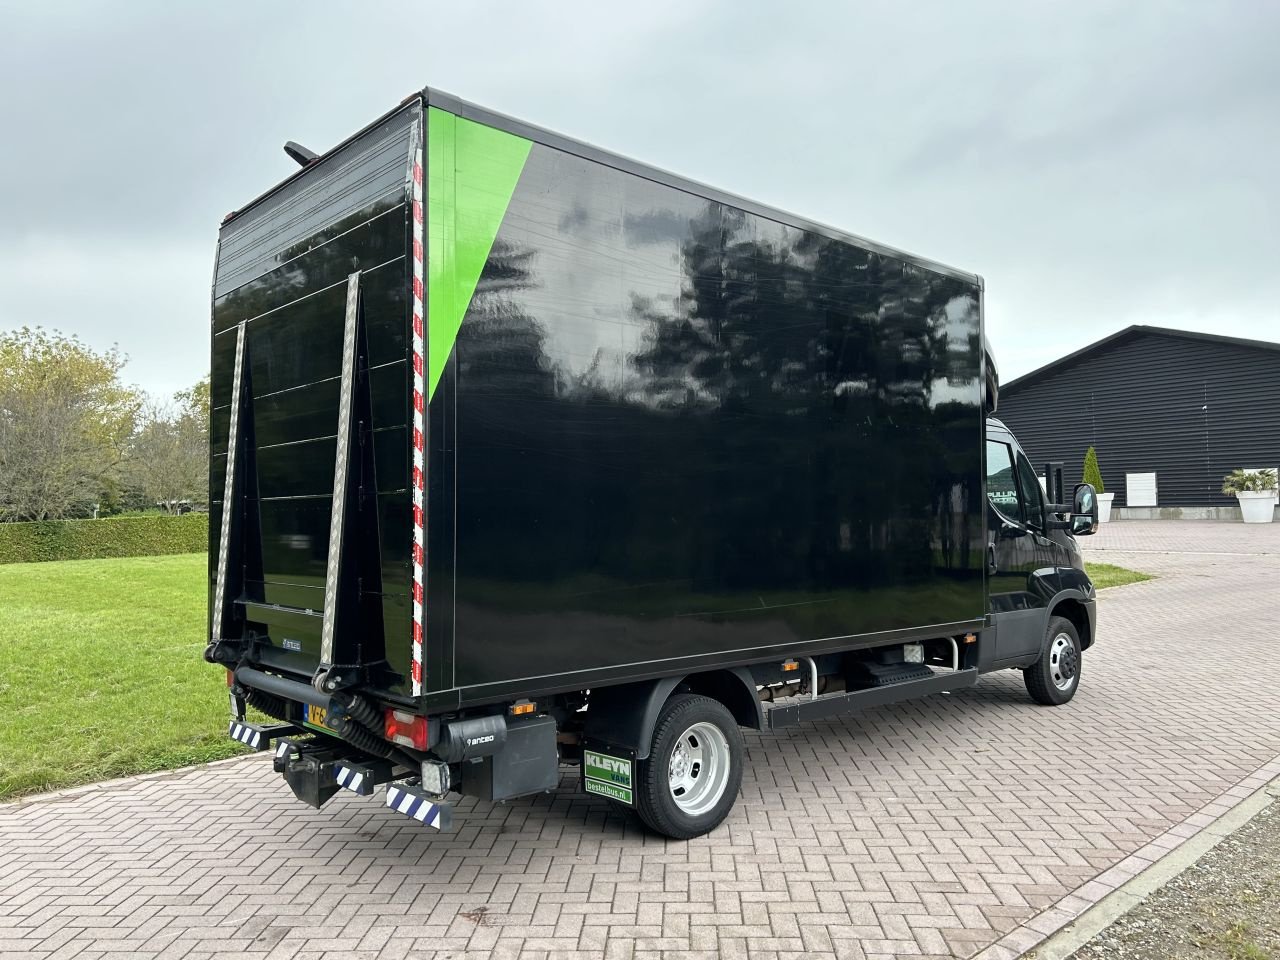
xmin=333 ymin=758 xmax=395 ymax=797
xmin=227 ymin=719 xmax=299 ymax=751
xmin=386 ymin=780 xmax=452 ymax=830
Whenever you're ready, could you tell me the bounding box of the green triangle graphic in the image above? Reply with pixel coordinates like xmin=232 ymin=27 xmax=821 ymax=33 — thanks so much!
xmin=427 ymin=108 xmax=532 ymax=400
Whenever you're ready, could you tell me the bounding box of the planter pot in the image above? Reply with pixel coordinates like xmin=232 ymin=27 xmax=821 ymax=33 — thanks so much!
xmin=1097 ymin=492 xmax=1115 ymax=523
xmin=1237 ymin=491 xmax=1277 ymax=524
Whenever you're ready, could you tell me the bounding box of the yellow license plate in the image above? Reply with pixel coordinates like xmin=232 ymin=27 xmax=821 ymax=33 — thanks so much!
xmin=304 ymin=704 xmax=334 ymax=731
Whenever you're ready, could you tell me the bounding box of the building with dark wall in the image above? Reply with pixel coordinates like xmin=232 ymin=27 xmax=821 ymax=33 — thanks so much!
xmin=996 ymin=326 xmax=1280 ymax=509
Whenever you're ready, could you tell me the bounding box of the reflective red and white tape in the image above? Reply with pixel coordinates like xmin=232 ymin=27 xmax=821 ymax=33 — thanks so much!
xmin=409 ymin=122 xmax=425 ymax=696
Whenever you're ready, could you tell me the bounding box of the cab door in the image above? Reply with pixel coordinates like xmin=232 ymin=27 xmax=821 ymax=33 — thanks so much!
xmin=986 ymin=437 xmax=1059 ymax=662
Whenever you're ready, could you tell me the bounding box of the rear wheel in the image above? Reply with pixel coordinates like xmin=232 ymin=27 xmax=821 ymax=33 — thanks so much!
xmin=1024 ymin=616 xmax=1082 ymax=705
xmin=634 ymin=694 xmax=743 ymax=839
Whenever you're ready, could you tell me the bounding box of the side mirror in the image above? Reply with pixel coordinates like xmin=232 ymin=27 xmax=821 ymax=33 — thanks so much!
xmin=1071 ymin=482 xmax=1099 ymax=536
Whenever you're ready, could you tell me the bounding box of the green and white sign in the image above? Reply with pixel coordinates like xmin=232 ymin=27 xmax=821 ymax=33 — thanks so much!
xmin=584 ymin=749 xmax=633 ymax=806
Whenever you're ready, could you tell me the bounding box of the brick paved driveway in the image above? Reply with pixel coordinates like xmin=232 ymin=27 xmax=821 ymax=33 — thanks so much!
xmin=3 ymin=521 xmax=1278 ymax=960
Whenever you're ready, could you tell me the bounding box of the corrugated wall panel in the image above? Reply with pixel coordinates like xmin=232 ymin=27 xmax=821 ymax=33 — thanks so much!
xmin=997 ymin=332 xmax=1280 ymax=507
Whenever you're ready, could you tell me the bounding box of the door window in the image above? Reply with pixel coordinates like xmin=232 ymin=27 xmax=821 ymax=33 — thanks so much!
xmin=986 ymin=440 xmax=1021 ymax=523
xmin=1015 ymin=453 xmax=1046 ymax=530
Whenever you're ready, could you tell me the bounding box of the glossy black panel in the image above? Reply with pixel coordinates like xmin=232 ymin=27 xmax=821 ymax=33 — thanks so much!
xmin=220 ymin=428 xmax=406 ymax=502
xmin=368 ymin=363 xmax=409 ymax=434
xmin=256 ymin=498 xmax=330 ymax=588
xmin=212 ymin=362 xmax=406 ymax=462
xmin=255 ymin=442 xmax=337 ymax=499
xmin=212 ymin=262 xmax=407 ymax=412
xmin=376 ymin=491 xmax=411 ymax=597
xmin=213 ymin=208 xmax=405 ymax=335
xmin=207 ymin=502 xmax=221 ymax=565
xmin=243 ymin=439 xmax=406 ymax=582
xmin=445 ymin=143 xmax=985 ymax=690
xmin=371 ymin=428 xmax=408 ymax=495
xmin=380 ymin=594 xmax=413 ymax=690
xmin=210 ymin=260 xmax=407 ymax=413
xmin=215 ymin=106 xmax=415 ymax=299
xmin=210 ymin=452 xmax=225 ymax=513
xmin=427 ymin=88 xmax=978 ymax=287
xmin=209 ymin=327 xmax=237 ymax=414
xmin=257 ymin=580 xmax=324 ymax=611
xmin=212 ymin=283 xmax=344 ymax=409
xmin=212 ymin=379 xmax=337 ymax=458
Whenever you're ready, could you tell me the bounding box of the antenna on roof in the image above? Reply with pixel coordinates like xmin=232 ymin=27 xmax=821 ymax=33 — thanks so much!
xmin=283 ymin=141 xmax=319 ymax=167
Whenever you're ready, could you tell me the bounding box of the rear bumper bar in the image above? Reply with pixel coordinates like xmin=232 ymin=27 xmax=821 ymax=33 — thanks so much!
xmin=234 ymin=665 xmax=330 ymax=708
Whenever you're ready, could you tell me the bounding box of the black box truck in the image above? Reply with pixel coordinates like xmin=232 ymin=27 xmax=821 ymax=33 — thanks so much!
xmin=207 ymin=87 xmax=1100 ymax=839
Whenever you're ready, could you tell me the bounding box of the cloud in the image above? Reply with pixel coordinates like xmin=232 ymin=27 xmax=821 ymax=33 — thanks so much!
xmin=1 ymin=0 xmax=1276 ymax=393
xmin=0 ymin=236 xmax=210 ymax=397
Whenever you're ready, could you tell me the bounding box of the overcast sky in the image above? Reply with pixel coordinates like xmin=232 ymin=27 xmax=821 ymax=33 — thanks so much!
xmin=3 ymin=1 xmax=1277 ymax=396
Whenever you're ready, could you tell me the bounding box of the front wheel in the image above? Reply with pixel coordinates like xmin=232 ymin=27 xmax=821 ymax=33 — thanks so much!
xmin=634 ymin=694 xmax=743 ymax=839
xmin=1024 ymin=616 xmax=1082 ymax=705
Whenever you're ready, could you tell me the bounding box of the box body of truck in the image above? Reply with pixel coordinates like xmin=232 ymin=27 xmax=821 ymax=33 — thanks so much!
xmin=207 ymin=89 xmax=1095 ymax=838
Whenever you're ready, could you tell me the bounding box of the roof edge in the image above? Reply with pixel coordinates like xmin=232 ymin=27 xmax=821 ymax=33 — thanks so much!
xmin=220 ymin=86 xmax=982 ymax=285
xmin=421 ymin=86 xmax=980 ymax=285
xmin=1003 ymin=324 xmax=1280 ymax=395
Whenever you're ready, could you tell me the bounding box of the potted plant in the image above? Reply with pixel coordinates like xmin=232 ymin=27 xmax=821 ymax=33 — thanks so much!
xmin=1083 ymin=446 xmax=1113 ymax=522
xmin=1222 ymin=468 xmax=1278 ymax=524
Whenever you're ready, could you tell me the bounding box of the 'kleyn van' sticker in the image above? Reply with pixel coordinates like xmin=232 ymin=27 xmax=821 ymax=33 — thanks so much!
xmin=583 ymin=749 xmax=633 ymax=806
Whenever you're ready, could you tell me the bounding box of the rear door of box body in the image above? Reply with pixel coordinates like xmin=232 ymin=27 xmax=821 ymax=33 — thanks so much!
xmin=210 ymin=104 xmax=422 ymax=700
xmin=422 ymin=102 xmax=988 ymax=702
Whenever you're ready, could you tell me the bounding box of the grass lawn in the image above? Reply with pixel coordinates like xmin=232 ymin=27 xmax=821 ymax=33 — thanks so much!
xmin=1087 ymin=562 xmax=1153 ymax=590
xmin=0 ymin=554 xmax=244 ymax=801
xmin=0 ymin=552 xmax=1153 ymax=802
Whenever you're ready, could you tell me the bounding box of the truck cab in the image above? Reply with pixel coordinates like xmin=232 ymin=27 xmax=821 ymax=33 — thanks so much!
xmin=984 ymin=416 xmax=1097 ymax=703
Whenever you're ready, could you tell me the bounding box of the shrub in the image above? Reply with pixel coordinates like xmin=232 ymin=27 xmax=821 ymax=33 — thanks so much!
xmin=1221 ymin=468 xmax=1278 ymax=495
xmin=1082 ymin=446 xmax=1105 ymax=494
xmin=0 ymin=513 xmax=208 ymax=564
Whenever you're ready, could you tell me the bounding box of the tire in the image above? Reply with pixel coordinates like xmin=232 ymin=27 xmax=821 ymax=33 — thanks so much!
xmin=634 ymin=694 xmax=743 ymax=839
xmin=1024 ymin=616 xmax=1082 ymax=706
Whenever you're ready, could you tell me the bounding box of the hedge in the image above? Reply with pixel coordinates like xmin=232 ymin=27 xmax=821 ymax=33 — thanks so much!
xmin=0 ymin=514 xmax=209 ymax=564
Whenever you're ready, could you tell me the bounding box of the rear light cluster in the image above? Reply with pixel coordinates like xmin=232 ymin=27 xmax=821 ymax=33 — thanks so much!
xmin=384 ymin=709 xmax=429 ymax=750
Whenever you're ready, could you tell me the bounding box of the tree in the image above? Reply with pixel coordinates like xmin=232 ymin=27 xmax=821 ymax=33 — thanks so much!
xmin=123 ymin=377 xmax=209 ymax=514
xmin=174 ymin=375 xmax=210 ymax=423
xmin=0 ymin=327 xmax=142 ymax=521
xmin=1082 ymin=446 xmax=1105 ymax=494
